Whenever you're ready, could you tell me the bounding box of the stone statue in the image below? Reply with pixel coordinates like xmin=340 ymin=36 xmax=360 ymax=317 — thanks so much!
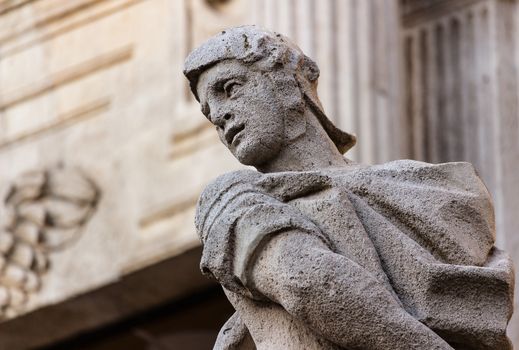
xmin=183 ymin=26 xmax=514 ymax=350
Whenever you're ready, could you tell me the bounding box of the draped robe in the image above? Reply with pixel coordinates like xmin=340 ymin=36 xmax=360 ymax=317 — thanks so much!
xmin=195 ymin=160 xmax=514 ymax=349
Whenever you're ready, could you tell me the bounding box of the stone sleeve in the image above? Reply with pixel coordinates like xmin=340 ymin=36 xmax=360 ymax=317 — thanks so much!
xmin=233 ymin=202 xmax=330 ymax=292
xmin=195 ymin=170 xmax=330 ymax=300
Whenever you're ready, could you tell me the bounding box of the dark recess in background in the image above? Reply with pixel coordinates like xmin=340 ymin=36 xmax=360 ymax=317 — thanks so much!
xmin=42 ymin=287 xmax=233 ymax=350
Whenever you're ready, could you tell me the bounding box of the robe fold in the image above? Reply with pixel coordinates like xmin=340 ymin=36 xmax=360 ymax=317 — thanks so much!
xmin=195 ymin=160 xmax=514 ymax=349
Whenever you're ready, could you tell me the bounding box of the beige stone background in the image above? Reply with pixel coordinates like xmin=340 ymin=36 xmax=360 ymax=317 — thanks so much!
xmin=0 ymin=0 xmax=518 ymax=349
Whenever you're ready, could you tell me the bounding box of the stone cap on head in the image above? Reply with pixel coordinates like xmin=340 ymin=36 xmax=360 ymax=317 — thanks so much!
xmin=183 ymin=25 xmax=356 ymax=154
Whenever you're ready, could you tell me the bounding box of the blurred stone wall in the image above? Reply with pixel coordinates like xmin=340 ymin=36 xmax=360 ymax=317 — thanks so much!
xmin=0 ymin=1 xmax=247 ymax=345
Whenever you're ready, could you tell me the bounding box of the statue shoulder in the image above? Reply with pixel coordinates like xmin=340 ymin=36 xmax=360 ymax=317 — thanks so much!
xmin=205 ymin=169 xmax=260 ymax=193
xmin=343 ymin=159 xmax=494 ymax=266
xmin=194 ymin=170 xmax=261 ymax=238
xmin=353 ymin=160 xmax=484 ymax=187
xmin=363 ymin=159 xmax=477 ymax=172
xmin=197 ymin=170 xmax=260 ymax=208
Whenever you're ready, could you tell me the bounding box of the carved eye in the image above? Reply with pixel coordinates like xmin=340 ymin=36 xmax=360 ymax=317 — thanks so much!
xmin=223 ymin=80 xmax=241 ymax=98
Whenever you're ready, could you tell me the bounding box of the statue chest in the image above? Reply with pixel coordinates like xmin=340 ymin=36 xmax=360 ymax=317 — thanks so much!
xmin=288 ymin=184 xmax=391 ymax=288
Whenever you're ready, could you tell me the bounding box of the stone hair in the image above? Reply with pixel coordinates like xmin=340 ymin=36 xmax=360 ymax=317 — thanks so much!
xmin=183 ymin=25 xmax=319 ymax=101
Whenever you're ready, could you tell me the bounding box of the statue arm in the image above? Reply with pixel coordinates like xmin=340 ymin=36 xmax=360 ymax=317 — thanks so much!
xmin=249 ymin=230 xmax=454 ymax=350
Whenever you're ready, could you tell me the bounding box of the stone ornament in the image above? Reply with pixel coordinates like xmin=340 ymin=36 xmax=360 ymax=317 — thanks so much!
xmin=0 ymin=167 xmax=98 ymax=318
xmin=184 ymin=26 xmax=514 ymax=349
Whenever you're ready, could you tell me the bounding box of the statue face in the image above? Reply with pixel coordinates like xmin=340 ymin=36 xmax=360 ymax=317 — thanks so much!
xmin=196 ymin=60 xmax=290 ymax=167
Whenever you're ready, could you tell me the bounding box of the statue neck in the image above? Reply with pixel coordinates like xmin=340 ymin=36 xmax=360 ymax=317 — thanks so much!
xmin=256 ymin=110 xmax=348 ymax=173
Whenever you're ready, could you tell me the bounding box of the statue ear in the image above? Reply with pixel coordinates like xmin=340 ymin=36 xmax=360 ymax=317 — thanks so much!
xmin=284 ymin=108 xmax=306 ymax=141
xmin=283 ymin=74 xmax=307 ymax=142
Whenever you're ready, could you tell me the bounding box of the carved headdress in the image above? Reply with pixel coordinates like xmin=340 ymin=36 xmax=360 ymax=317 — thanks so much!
xmin=183 ymin=25 xmax=356 ymax=154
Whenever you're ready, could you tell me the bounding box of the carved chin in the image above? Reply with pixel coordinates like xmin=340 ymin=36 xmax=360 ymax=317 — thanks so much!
xmin=232 ymin=140 xmax=279 ymax=167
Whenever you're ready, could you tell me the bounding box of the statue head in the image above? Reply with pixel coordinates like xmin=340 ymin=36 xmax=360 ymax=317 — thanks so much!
xmin=183 ymin=25 xmax=355 ymax=168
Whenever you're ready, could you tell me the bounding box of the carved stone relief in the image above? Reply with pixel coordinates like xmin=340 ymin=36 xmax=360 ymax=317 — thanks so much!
xmin=0 ymin=166 xmax=98 ymax=318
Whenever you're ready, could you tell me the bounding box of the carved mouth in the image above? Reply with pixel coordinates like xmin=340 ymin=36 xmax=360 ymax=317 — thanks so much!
xmin=225 ymin=124 xmax=245 ymax=146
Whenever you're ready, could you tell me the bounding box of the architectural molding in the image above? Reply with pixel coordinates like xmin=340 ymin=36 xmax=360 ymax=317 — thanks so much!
xmin=0 ymin=0 xmax=145 ymax=57
xmin=0 ymin=0 xmax=39 ymax=16
xmin=170 ymin=123 xmax=217 ymax=160
xmin=0 ymin=45 xmax=132 ymax=111
xmin=400 ymin=0 xmax=484 ymax=28
xmin=139 ymin=195 xmax=198 ymax=230
xmin=0 ymin=98 xmax=110 ymax=149
xmin=0 ymin=0 xmax=110 ymax=45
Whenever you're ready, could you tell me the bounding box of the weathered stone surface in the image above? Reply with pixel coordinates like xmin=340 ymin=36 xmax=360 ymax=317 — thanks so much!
xmin=184 ymin=26 xmax=515 ymax=349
